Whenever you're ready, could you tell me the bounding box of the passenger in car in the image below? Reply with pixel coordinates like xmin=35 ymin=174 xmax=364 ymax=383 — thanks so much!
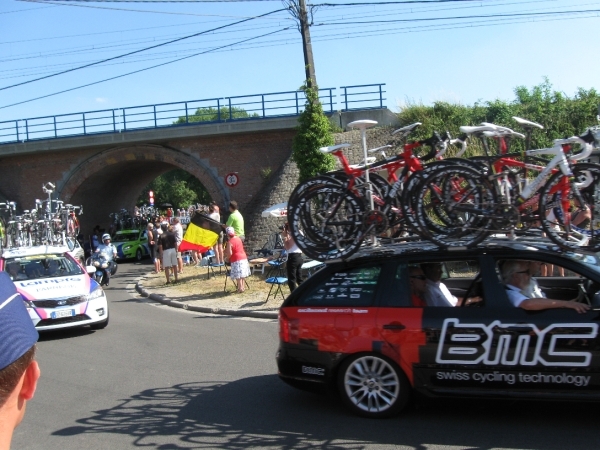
xmin=502 ymin=260 xmax=589 ymax=313
xmin=6 ymin=262 xmax=26 ymax=281
xmin=421 ymin=263 xmax=457 ymax=307
xmin=408 ymin=266 xmax=427 ymax=307
xmin=522 ymin=260 xmax=544 ymax=298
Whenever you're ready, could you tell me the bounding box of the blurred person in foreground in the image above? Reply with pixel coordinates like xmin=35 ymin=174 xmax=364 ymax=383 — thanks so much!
xmin=0 ymin=272 xmax=40 ymax=450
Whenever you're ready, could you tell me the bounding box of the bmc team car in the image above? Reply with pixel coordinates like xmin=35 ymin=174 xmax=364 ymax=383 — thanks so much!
xmin=277 ymin=238 xmax=600 ymax=418
xmin=112 ymin=229 xmax=149 ymax=261
xmin=1 ymin=245 xmax=109 ymax=331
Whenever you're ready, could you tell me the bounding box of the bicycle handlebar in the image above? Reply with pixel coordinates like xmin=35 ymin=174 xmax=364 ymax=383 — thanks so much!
xmin=418 ymin=132 xmax=443 ymax=161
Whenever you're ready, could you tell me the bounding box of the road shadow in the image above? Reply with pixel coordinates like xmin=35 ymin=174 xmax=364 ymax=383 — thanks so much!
xmin=52 ymin=374 xmax=600 ymax=449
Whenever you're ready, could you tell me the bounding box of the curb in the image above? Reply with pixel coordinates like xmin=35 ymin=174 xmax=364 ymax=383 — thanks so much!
xmin=135 ymin=280 xmax=279 ymax=320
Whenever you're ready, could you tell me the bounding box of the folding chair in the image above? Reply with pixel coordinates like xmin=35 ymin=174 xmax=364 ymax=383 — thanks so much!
xmin=266 ymin=250 xmax=287 ymax=279
xmin=206 ymin=250 xmax=224 ymax=279
xmin=264 ymin=275 xmax=288 ymax=302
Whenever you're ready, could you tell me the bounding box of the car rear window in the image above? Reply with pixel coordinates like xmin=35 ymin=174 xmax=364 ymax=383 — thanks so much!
xmin=296 ymin=265 xmax=382 ymax=307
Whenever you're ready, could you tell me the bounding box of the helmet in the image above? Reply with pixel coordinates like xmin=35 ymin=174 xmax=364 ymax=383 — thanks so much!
xmin=102 ymin=233 xmax=111 ymax=241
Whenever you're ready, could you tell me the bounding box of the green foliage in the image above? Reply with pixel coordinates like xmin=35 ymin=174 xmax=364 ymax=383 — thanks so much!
xmin=292 ymin=85 xmax=335 ymax=182
xmin=397 ymin=79 xmax=600 ymax=157
xmin=174 ymin=106 xmax=258 ymax=124
xmin=136 ymin=169 xmax=211 ymax=208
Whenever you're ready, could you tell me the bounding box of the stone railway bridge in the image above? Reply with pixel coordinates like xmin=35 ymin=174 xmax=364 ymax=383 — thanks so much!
xmin=0 ymin=109 xmax=398 ymax=251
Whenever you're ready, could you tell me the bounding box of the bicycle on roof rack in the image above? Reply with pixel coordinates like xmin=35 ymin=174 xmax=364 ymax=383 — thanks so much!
xmin=287 ymin=123 xmax=464 ymax=261
xmin=410 ymin=123 xmax=599 ymax=251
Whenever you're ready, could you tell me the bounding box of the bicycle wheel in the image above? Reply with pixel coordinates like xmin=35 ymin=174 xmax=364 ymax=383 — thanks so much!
xmin=289 ymin=185 xmax=366 ymax=261
xmin=401 ymin=161 xmax=468 ymax=236
xmin=413 ymin=165 xmax=496 ymax=247
xmin=539 ymin=164 xmax=600 ymax=251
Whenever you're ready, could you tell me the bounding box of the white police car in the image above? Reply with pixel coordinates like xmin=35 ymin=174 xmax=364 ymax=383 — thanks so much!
xmin=1 ymin=245 xmax=109 ymax=331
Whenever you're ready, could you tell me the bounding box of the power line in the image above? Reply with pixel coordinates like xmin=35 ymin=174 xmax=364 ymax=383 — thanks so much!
xmin=315 ymin=8 xmax=600 ymax=25
xmin=0 ymin=4 xmax=58 ymax=14
xmin=0 ymin=8 xmax=286 ymax=92
xmin=0 ymin=27 xmax=290 ymax=110
xmin=18 ymin=0 xmax=280 ymax=16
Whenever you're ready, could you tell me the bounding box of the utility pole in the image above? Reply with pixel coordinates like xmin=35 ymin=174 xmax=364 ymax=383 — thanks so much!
xmin=288 ymin=0 xmax=317 ymax=89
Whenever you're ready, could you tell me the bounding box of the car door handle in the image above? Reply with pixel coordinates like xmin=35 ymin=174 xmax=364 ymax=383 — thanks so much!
xmin=383 ymin=322 xmax=406 ymax=331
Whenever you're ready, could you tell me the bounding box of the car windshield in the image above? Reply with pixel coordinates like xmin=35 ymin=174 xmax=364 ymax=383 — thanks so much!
xmin=4 ymin=255 xmax=84 ymax=280
xmin=564 ymin=251 xmax=600 ymax=275
xmin=113 ymin=233 xmax=138 ymax=242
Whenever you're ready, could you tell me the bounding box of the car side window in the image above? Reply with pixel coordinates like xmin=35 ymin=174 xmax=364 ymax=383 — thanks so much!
xmin=496 ymin=258 xmax=590 ymax=306
xmin=390 ymin=260 xmax=482 ymax=307
xmin=296 ymin=265 xmax=382 ymax=307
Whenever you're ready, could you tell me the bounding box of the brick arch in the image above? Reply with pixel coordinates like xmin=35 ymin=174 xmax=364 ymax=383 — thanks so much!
xmin=59 ymin=144 xmax=228 ymax=233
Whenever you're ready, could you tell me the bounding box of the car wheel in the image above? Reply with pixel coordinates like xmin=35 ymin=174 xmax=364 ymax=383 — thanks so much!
xmin=90 ymin=312 xmax=109 ymax=330
xmin=337 ymin=354 xmax=410 ymax=418
xmin=136 ymin=248 xmax=143 ymax=261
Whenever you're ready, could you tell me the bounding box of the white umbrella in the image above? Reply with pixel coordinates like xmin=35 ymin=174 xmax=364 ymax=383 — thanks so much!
xmin=261 ymin=202 xmax=288 ymax=218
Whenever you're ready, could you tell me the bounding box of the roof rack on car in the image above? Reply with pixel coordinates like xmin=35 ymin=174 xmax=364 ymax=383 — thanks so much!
xmin=343 ymin=233 xmax=591 ymax=263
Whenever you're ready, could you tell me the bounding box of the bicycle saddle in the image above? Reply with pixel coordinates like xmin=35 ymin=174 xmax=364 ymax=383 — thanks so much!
xmin=391 ymin=122 xmax=421 ymax=135
xmin=459 ymin=125 xmax=496 ymax=135
xmin=512 ymin=116 xmax=544 ymax=129
xmin=319 ymin=143 xmax=351 ymax=153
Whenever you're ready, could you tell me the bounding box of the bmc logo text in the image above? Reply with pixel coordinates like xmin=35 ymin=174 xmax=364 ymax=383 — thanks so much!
xmin=436 ymin=319 xmax=598 ymax=367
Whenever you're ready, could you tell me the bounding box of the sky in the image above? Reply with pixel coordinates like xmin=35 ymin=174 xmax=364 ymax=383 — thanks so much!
xmin=1 ymin=0 xmax=599 ymax=125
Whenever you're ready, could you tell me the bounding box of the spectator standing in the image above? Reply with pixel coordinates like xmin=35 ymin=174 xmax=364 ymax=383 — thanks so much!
xmin=147 ymin=223 xmax=160 ymax=273
xmin=226 ymin=201 xmax=245 ymax=242
xmin=224 ymin=227 xmax=250 ymax=293
xmin=0 ymin=272 xmax=41 ymax=450
xmin=208 ymin=203 xmax=224 ymax=266
xmin=281 ymin=222 xmax=303 ymax=292
xmin=158 ymin=224 xmax=178 ymax=284
xmin=172 ymin=217 xmax=184 ymax=274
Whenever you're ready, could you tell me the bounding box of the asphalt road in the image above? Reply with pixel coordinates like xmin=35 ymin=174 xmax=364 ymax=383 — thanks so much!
xmin=11 ymin=261 xmax=600 ymax=449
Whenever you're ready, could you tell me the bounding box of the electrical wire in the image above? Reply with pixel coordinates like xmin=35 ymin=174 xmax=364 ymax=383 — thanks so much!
xmin=0 ymin=27 xmax=290 ymax=110
xmin=0 ymin=8 xmax=286 ymax=92
xmin=18 ymin=0 xmax=281 ymax=16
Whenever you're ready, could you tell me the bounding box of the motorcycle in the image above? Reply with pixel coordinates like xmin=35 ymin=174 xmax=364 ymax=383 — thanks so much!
xmin=86 ymin=253 xmax=118 ymax=286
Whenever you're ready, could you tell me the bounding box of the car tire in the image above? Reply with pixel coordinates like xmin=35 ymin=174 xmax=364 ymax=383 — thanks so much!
xmin=136 ymin=248 xmax=143 ymax=261
xmin=90 ymin=312 xmax=109 ymax=330
xmin=337 ymin=353 xmax=410 ymax=418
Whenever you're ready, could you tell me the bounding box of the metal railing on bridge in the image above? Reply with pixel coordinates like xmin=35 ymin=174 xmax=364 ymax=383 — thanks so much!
xmin=0 ymin=83 xmax=385 ymax=145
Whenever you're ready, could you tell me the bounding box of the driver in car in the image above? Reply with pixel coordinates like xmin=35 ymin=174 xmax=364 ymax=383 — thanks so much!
xmin=502 ymin=260 xmax=590 ymax=313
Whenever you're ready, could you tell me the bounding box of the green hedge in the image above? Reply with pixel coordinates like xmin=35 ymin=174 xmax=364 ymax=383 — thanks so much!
xmin=397 ymin=79 xmax=599 ymax=157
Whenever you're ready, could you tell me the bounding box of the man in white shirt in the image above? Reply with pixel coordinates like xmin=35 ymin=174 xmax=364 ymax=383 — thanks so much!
xmin=172 ymin=217 xmax=184 ymax=274
xmin=422 ymin=263 xmax=458 ymax=307
xmin=501 ymin=260 xmax=589 ymax=313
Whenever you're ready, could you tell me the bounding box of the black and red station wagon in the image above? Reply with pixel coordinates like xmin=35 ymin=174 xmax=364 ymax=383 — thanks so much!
xmin=277 ymin=238 xmax=600 ymax=418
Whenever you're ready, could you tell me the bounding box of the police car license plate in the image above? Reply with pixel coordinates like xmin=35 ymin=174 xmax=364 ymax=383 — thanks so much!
xmin=51 ymin=309 xmax=75 ymax=319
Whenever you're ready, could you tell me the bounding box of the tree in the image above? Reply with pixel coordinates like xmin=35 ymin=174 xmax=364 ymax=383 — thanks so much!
xmin=292 ymin=85 xmax=335 ymax=182
xmin=136 ymin=169 xmax=211 ymax=208
xmin=174 ymin=106 xmax=258 ymax=124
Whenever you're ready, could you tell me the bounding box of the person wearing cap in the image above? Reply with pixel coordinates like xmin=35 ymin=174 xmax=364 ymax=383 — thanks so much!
xmin=224 ymin=226 xmax=250 ymax=293
xmin=225 ymin=200 xmax=245 ymax=242
xmin=0 ymin=272 xmax=40 ymax=450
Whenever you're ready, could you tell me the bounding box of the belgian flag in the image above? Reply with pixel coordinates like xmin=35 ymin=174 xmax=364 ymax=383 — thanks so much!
xmin=179 ymin=213 xmax=222 ymax=253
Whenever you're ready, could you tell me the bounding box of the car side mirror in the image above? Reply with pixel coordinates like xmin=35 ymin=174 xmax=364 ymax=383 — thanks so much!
xmin=86 ymin=266 xmax=96 ymax=275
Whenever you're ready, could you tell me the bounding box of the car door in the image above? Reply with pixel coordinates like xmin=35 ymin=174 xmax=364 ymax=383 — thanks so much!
xmin=375 ymin=255 xmax=505 ymax=394
xmin=486 ymin=255 xmax=600 ymax=397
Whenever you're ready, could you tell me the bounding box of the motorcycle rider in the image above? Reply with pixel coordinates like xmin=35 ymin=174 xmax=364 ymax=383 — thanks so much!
xmin=94 ymin=233 xmax=117 ymax=286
